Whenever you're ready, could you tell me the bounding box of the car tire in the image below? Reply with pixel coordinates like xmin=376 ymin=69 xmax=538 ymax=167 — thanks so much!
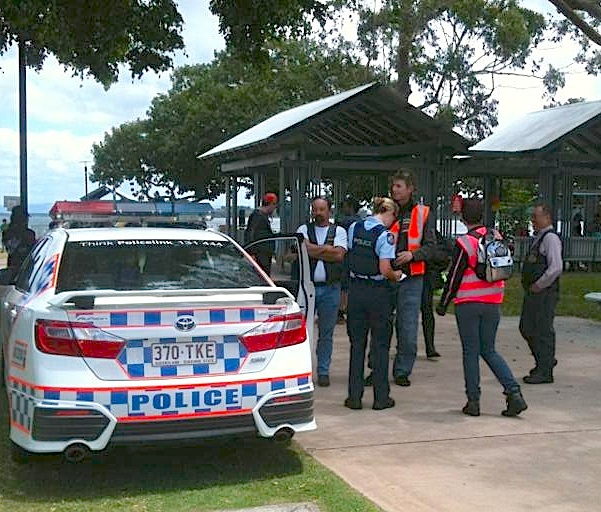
xmin=0 ymin=348 xmax=5 ymax=389
xmin=9 ymin=441 xmax=30 ymax=464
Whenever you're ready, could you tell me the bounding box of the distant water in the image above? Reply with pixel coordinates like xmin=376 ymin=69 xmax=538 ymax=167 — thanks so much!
xmin=29 ymin=214 xmax=53 ymax=239
xmin=24 ymin=215 xmax=281 ymax=240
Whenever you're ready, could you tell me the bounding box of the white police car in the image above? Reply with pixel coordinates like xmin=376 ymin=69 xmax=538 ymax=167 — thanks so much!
xmin=0 ymin=227 xmax=315 ymax=462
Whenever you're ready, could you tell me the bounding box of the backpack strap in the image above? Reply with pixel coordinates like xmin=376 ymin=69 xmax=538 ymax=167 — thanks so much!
xmin=466 ymin=226 xmax=486 ymax=239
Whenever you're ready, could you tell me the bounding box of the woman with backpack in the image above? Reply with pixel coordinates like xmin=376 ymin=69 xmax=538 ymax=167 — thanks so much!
xmin=436 ymin=199 xmax=527 ymax=417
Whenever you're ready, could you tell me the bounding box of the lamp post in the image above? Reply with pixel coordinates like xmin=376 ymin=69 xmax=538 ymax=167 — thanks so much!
xmin=19 ymin=39 xmax=28 ymax=216
xmin=80 ymin=160 xmax=90 ymax=197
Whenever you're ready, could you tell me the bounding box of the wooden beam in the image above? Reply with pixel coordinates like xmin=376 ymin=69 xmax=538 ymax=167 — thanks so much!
xmin=220 ymin=151 xmax=296 ymax=174
xmin=300 ymin=142 xmax=445 ymax=157
xmin=298 ymin=159 xmax=413 ymax=172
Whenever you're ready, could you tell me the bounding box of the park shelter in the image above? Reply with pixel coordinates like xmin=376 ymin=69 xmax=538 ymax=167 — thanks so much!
xmin=465 ymin=100 xmax=601 ymax=264
xmin=199 ymin=82 xmax=469 ymax=239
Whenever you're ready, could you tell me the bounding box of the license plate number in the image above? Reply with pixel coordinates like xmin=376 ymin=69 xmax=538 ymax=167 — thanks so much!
xmin=151 ymin=341 xmax=217 ymax=367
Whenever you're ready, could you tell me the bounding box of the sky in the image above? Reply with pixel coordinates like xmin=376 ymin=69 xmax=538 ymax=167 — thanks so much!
xmin=0 ymin=0 xmax=600 ymax=213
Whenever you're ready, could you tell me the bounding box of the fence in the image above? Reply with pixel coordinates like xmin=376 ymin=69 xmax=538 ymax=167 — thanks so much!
xmin=513 ymin=236 xmax=601 ymax=267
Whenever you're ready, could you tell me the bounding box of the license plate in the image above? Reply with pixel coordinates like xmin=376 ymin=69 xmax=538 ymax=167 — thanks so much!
xmin=151 ymin=341 xmax=217 ymax=367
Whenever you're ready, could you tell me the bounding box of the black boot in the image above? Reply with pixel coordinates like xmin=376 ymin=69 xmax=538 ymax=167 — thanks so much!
xmin=462 ymin=401 xmax=480 ymax=416
xmin=502 ymin=390 xmax=528 ymax=417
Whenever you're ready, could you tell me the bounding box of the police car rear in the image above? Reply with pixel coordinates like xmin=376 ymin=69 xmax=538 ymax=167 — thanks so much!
xmin=2 ymin=227 xmax=315 ymax=462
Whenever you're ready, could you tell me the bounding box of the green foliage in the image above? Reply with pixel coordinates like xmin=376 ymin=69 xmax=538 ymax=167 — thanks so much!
xmin=209 ymin=0 xmax=330 ymax=59
xmin=210 ymin=0 xmax=553 ymax=139
xmin=358 ymin=0 xmax=546 ymax=139
xmin=497 ymin=178 xmax=538 ymax=236
xmin=91 ymin=39 xmax=376 ymax=199
xmin=0 ymin=0 xmax=184 ymax=87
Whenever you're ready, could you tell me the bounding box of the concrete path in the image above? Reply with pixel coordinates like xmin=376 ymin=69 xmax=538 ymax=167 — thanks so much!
xmin=296 ymin=316 xmax=601 ymax=512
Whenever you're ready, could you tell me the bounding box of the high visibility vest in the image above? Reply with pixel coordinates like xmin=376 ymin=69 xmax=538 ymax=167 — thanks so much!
xmin=408 ymin=204 xmax=429 ymax=276
xmin=454 ymin=226 xmax=504 ymax=305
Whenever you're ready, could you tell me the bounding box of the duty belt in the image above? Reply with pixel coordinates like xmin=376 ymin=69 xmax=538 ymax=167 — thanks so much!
xmin=350 ymin=272 xmax=385 ymax=282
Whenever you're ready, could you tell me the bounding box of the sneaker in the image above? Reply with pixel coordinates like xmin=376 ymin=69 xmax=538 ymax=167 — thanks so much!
xmin=462 ymin=401 xmax=480 ymax=416
xmin=372 ymin=397 xmax=395 ymax=410
xmin=363 ymin=373 xmax=373 ymax=386
xmin=394 ymin=375 xmax=411 ymax=387
xmin=337 ymin=310 xmax=346 ymax=324
xmin=317 ymin=375 xmax=330 ymax=387
xmin=502 ymin=390 xmax=528 ymax=417
xmin=344 ymin=397 xmax=362 ymax=410
xmin=523 ymin=373 xmax=553 ymax=384
xmin=426 ymin=351 xmax=441 ymax=359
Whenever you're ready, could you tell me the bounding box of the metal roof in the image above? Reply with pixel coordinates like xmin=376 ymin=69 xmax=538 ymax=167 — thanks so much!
xmin=470 ymin=100 xmax=601 ymax=153
xmin=199 ymin=82 xmax=468 ymax=163
xmin=200 ymin=83 xmax=376 ymax=158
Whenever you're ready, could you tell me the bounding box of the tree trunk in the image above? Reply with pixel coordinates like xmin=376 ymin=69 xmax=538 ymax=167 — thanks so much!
xmin=395 ymin=36 xmax=412 ymax=102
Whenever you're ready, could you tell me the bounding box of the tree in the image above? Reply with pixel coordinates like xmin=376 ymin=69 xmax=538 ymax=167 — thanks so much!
xmin=210 ymin=1 xmax=554 ymax=139
xmin=363 ymin=1 xmax=551 ymax=138
xmin=91 ymin=39 xmax=376 ymax=199
xmin=0 ymin=0 xmax=184 ymax=212
xmin=209 ymin=0 xmax=330 ymax=59
xmin=548 ymin=0 xmax=601 ymax=46
xmin=548 ymin=0 xmax=601 ymax=77
xmin=0 ymin=0 xmax=184 ymax=86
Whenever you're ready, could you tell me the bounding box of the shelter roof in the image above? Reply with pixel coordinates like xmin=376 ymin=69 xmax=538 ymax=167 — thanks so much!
xmin=199 ymin=82 xmax=468 ymax=165
xmin=469 ymin=100 xmax=601 ymax=155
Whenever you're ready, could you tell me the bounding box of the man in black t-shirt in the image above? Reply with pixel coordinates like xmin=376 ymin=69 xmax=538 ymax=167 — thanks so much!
xmin=244 ymin=193 xmax=278 ymax=273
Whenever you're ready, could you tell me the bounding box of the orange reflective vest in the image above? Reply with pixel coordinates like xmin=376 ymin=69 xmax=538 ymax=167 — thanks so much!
xmin=408 ymin=204 xmax=429 ymax=276
xmin=390 ymin=204 xmax=429 ymax=276
xmin=454 ymin=227 xmax=504 ymax=305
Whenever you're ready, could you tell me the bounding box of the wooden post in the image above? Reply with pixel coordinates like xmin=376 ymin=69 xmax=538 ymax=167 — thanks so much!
xmin=225 ymin=176 xmax=231 ymax=236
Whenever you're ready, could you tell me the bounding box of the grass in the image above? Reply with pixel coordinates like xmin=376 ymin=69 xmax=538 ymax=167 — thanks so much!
xmin=502 ymin=272 xmax=601 ymax=320
xmin=0 ymin=392 xmax=382 ymax=512
xmin=440 ymin=272 xmax=601 ymax=321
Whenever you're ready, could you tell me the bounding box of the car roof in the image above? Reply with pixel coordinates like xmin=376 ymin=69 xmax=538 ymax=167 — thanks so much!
xmin=63 ymin=227 xmax=231 ymax=243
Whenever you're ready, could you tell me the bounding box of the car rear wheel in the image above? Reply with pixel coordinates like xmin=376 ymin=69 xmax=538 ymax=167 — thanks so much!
xmin=10 ymin=441 xmax=30 ymax=464
xmin=0 ymin=348 xmax=6 ymax=389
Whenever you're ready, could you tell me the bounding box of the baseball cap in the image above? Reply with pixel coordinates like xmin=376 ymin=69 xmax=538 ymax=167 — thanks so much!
xmin=263 ymin=192 xmax=278 ymax=205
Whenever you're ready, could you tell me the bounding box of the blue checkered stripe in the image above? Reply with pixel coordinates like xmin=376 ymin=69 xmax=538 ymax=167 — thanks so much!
xmin=9 ymin=381 xmax=36 ymax=432
xmin=117 ymin=335 xmax=248 ymax=378
xmin=31 ymin=255 xmax=58 ymax=295
xmin=41 ymin=375 xmax=311 ymax=419
xmin=72 ymin=306 xmax=285 ymax=329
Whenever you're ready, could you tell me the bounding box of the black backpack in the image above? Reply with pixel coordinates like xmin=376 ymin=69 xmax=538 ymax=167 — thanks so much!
xmin=428 ymin=230 xmax=452 ymax=272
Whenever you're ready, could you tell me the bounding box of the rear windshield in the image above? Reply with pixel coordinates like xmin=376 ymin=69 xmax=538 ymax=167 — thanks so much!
xmin=56 ymin=239 xmax=268 ymax=292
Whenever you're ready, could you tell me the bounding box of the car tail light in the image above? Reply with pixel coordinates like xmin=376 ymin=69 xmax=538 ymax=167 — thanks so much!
xmin=238 ymin=313 xmax=306 ymax=352
xmin=35 ymin=320 xmax=126 ymax=359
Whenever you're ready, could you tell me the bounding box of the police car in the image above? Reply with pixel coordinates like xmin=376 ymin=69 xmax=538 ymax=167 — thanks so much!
xmin=0 ymin=227 xmax=315 ymax=462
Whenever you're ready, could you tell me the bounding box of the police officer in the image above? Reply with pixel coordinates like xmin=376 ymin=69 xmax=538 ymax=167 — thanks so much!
xmin=345 ymin=197 xmax=404 ymax=411
xmin=520 ymin=203 xmax=563 ymax=384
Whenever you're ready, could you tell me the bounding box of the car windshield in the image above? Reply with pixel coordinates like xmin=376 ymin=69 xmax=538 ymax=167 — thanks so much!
xmin=55 ymin=239 xmax=268 ymax=292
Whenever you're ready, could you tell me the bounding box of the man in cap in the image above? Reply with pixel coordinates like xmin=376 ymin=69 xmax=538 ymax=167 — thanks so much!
xmin=244 ymin=193 xmax=278 ymax=273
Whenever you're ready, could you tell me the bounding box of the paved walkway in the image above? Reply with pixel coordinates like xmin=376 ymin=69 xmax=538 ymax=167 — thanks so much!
xmin=296 ymin=315 xmax=601 ymax=512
